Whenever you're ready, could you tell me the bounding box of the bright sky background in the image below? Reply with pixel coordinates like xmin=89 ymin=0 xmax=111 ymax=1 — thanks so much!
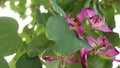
xmin=0 ymin=0 xmax=120 ymax=68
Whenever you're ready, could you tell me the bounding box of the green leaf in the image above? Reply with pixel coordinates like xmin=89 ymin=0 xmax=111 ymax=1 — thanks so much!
xmin=114 ymin=3 xmax=120 ymax=14
xmin=9 ymin=43 xmax=27 ymax=68
xmin=102 ymin=60 xmax=112 ymax=68
xmin=0 ymin=17 xmax=23 ymax=56
xmin=0 ymin=57 xmax=9 ymax=68
xmin=10 ymin=0 xmax=16 ymax=10
xmin=69 ymin=0 xmax=87 ymax=17
xmin=36 ymin=8 xmax=46 ymax=26
xmin=103 ymin=5 xmax=115 ymax=29
xmin=16 ymin=53 xmax=42 ymax=68
xmin=31 ymin=0 xmax=41 ymax=7
xmin=66 ymin=63 xmax=82 ymax=68
xmin=88 ymin=56 xmax=103 ymax=68
xmin=103 ymin=33 xmax=120 ymax=47
xmin=27 ymin=33 xmax=54 ymax=57
xmin=46 ymin=16 xmax=90 ymax=56
xmin=84 ymin=0 xmax=92 ymax=8
xmin=66 ymin=51 xmax=82 ymax=68
xmin=50 ymin=0 xmax=66 ymax=17
xmin=0 ymin=17 xmax=18 ymax=36
xmin=45 ymin=60 xmax=60 ymax=68
xmin=9 ymin=53 xmax=23 ymax=68
xmin=0 ymin=0 xmax=5 ymax=7
xmin=87 ymin=56 xmax=112 ymax=68
xmin=0 ymin=34 xmax=23 ymax=56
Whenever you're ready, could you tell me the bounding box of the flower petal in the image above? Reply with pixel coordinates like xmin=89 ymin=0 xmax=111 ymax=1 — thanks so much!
xmin=66 ymin=13 xmax=75 ymax=28
xmin=113 ymin=59 xmax=120 ymax=62
xmin=89 ymin=15 xmax=113 ymax=33
xmin=66 ymin=14 xmax=84 ymax=39
xmin=76 ymin=26 xmax=84 ymax=35
xmin=69 ymin=52 xmax=76 ymax=58
xmin=105 ymin=48 xmax=119 ymax=57
xmin=80 ymin=48 xmax=91 ymax=59
xmin=97 ymin=36 xmax=112 ymax=48
xmin=42 ymin=56 xmax=56 ymax=62
xmin=81 ymin=59 xmax=87 ymax=68
xmin=80 ymin=48 xmax=91 ymax=68
xmin=77 ymin=9 xmax=86 ymax=23
xmin=63 ymin=58 xmax=79 ymax=64
xmin=85 ymin=8 xmax=96 ymax=18
xmin=77 ymin=8 xmax=96 ymax=23
xmin=87 ymin=36 xmax=96 ymax=47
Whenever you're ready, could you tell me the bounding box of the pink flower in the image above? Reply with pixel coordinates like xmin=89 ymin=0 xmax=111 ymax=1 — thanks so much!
xmin=87 ymin=36 xmax=120 ymax=61
xmin=42 ymin=52 xmax=79 ymax=64
xmin=66 ymin=8 xmax=113 ymax=38
xmin=87 ymin=36 xmax=112 ymax=50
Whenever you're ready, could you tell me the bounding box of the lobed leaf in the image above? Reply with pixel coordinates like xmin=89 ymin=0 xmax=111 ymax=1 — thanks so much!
xmin=46 ymin=16 xmax=90 ymax=56
xmin=0 ymin=17 xmax=23 ymax=56
xmin=16 ymin=53 xmax=42 ymax=68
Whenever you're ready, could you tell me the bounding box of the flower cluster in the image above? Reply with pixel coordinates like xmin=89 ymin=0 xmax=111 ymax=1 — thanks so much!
xmin=79 ymin=36 xmax=120 ymax=68
xmin=42 ymin=8 xmax=120 ymax=68
xmin=66 ymin=8 xmax=120 ymax=68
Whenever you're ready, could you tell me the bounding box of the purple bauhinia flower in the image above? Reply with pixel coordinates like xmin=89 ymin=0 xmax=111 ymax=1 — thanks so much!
xmin=87 ymin=36 xmax=112 ymax=50
xmin=87 ymin=36 xmax=120 ymax=61
xmin=66 ymin=8 xmax=113 ymax=39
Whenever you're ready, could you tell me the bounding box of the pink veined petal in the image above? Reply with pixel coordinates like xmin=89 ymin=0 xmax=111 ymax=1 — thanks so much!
xmin=80 ymin=48 xmax=87 ymax=58
xmin=96 ymin=36 xmax=104 ymax=45
xmin=80 ymin=48 xmax=91 ymax=59
xmin=89 ymin=15 xmax=113 ymax=33
xmin=85 ymin=8 xmax=96 ymax=18
xmin=87 ymin=36 xmax=96 ymax=47
xmin=105 ymin=48 xmax=119 ymax=57
xmin=95 ymin=25 xmax=113 ymax=33
xmin=77 ymin=9 xmax=86 ymax=23
xmin=42 ymin=56 xmax=56 ymax=62
xmin=77 ymin=8 xmax=96 ymax=23
xmin=63 ymin=58 xmax=79 ymax=64
xmin=97 ymin=36 xmax=112 ymax=48
xmin=89 ymin=15 xmax=102 ymax=26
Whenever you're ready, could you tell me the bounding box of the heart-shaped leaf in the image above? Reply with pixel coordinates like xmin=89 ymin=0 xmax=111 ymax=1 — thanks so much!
xmin=16 ymin=53 xmax=42 ymax=68
xmin=46 ymin=16 xmax=90 ymax=56
xmin=27 ymin=33 xmax=54 ymax=57
xmin=0 ymin=17 xmax=23 ymax=56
